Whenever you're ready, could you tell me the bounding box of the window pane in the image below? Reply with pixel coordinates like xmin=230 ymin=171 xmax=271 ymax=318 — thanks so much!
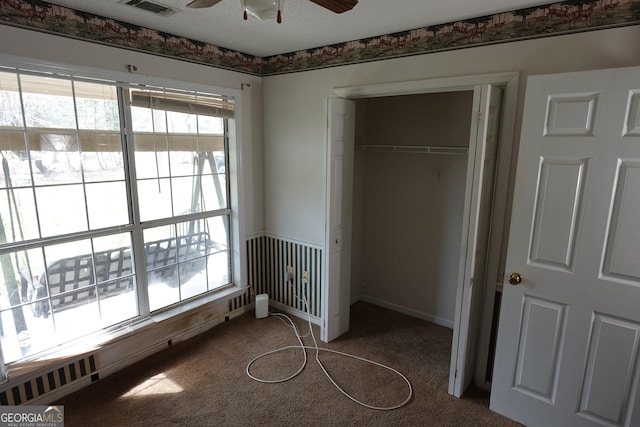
xmin=36 ymin=184 xmax=88 ymax=237
xmin=79 ymin=133 xmax=125 ymax=182
xmin=0 ymin=248 xmax=46 ymax=310
xmin=0 ymin=138 xmax=33 ymax=188
xmin=176 ymin=219 xmax=209 ymax=298
xmin=176 ymin=217 xmax=230 ymax=294
xmin=168 ymin=150 xmax=194 ymax=177
xmin=180 ymin=258 xmax=207 ymax=299
xmin=131 ymin=105 xmax=167 ymax=133
xmin=0 ymin=188 xmax=39 ymax=243
xmin=30 ymin=132 xmax=82 ymax=185
xmin=86 ymin=182 xmax=128 ymax=229
xmin=166 ymin=110 xmax=197 ymax=133
xmin=145 ymin=225 xmax=179 ymax=311
xmin=20 ymin=75 xmax=76 ymax=129
xmin=74 ymin=82 xmax=120 ymax=131
xmin=145 ymin=218 xmax=225 ymax=311
xmin=137 ymin=178 xmax=173 ymax=221
xmin=134 ymin=146 xmax=170 ymax=179
xmin=206 ymin=215 xmax=230 ymax=290
xmin=43 ymin=240 xmax=93 ymax=298
xmin=171 ymin=176 xmax=198 ymax=215
xmin=0 ymin=300 xmax=55 ymax=363
xmin=93 ymin=234 xmax=137 ymax=325
xmin=207 ymin=251 xmax=230 ymax=290
xmin=197 ymin=115 xmax=223 ymax=134
xmin=201 ymin=172 xmax=227 ymax=211
xmin=176 ymin=219 xmax=210 ymax=262
xmin=0 ymin=247 xmax=49 ymax=362
xmin=212 ymin=151 xmax=225 ymax=174
xmin=0 ymin=71 xmax=24 ymax=127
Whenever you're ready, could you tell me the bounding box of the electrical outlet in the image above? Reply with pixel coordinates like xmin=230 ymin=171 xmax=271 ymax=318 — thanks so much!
xmin=303 ymin=271 xmax=309 ymax=284
xmin=285 ymin=266 xmax=294 ymax=282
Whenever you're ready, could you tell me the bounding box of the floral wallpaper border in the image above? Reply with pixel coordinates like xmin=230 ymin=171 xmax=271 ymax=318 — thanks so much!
xmin=0 ymin=0 xmax=264 ymax=75
xmin=0 ymin=0 xmax=639 ymax=77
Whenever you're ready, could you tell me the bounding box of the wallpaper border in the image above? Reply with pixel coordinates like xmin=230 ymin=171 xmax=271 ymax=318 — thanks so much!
xmin=0 ymin=1 xmax=638 ymax=76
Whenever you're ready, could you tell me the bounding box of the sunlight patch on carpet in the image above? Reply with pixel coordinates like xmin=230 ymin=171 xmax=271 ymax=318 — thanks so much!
xmin=122 ymin=373 xmax=183 ymax=397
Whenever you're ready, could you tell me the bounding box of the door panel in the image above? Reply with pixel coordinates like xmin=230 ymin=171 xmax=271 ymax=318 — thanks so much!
xmin=530 ymin=157 xmax=588 ymax=271
xmin=491 ymin=66 xmax=640 ymax=427
xmin=623 ymin=91 xmax=640 ymax=136
xmin=323 ymin=97 xmax=355 ymax=342
xmin=545 ymin=93 xmax=599 ymax=136
xmin=513 ymin=296 xmax=567 ymax=403
xmin=578 ymin=314 xmax=640 ymax=425
xmin=602 ymin=161 xmax=640 ymax=282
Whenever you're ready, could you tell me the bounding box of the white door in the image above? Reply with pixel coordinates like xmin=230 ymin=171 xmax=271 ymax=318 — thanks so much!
xmin=491 ymin=66 xmax=640 ymax=426
xmin=323 ymin=97 xmax=355 ymax=342
xmin=449 ymin=84 xmax=503 ymax=397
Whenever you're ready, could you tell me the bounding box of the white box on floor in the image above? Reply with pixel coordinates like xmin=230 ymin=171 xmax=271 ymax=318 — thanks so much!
xmin=255 ymin=294 xmax=268 ymax=319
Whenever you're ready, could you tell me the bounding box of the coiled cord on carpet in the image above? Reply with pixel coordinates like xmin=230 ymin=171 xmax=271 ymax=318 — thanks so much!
xmin=246 ymin=280 xmax=413 ymax=411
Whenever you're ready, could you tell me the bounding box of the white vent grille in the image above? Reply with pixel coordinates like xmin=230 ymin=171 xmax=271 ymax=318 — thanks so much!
xmin=120 ymin=0 xmax=179 ymax=17
xmin=0 ymin=354 xmax=99 ymax=405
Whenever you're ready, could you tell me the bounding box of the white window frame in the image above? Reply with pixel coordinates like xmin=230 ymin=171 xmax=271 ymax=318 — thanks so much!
xmin=0 ymin=55 xmax=248 ymax=377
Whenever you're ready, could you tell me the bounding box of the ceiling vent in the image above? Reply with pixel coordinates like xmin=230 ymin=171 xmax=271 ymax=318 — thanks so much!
xmin=120 ymin=0 xmax=179 ymax=17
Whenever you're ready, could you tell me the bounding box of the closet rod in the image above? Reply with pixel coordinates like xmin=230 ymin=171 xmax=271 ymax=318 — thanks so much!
xmin=355 ymin=144 xmax=468 ymax=155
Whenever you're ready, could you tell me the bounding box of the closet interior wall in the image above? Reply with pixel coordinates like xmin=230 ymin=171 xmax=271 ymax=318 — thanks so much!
xmin=351 ymin=91 xmax=474 ymax=328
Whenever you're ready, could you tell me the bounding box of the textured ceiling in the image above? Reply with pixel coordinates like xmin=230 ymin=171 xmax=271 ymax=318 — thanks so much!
xmin=45 ymin=0 xmax=556 ymax=57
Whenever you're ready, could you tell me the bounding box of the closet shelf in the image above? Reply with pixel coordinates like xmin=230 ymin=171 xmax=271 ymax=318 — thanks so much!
xmin=355 ymin=144 xmax=468 ymax=155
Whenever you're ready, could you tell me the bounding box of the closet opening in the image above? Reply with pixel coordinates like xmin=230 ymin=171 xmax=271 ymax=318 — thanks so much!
xmin=351 ymin=91 xmax=473 ymax=330
xmin=327 ymin=72 xmax=519 ymax=398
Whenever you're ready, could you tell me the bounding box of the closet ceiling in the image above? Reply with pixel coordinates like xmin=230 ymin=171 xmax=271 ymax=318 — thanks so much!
xmin=47 ymin=0 xmax=555 ymax=57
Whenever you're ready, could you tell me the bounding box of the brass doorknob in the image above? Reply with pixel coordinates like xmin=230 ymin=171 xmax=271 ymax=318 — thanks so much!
xmin=508 ymin=272 xmax=523 ymax=286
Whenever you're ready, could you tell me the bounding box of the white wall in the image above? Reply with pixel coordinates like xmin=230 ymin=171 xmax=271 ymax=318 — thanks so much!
xmin=262 ymin=24 xmax=640 ymax=256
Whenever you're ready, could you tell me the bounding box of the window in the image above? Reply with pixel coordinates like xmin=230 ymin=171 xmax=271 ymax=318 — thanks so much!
xmin=0 ymin=67 xmax=235 ymax=364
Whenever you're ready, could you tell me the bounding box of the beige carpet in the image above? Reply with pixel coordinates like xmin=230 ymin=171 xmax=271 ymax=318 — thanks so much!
xmin=58 ymin=302 xmax=522 ymax=426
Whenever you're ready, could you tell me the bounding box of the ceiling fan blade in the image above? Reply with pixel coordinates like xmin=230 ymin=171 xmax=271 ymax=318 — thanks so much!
xmin=308 ymin=0 xmax=358 ymax=14
xmin=186 ymin=0 xmax=223 ymax=8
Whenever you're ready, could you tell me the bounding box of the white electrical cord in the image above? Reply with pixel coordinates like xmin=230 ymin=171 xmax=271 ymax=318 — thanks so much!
xmin=246 ymin=281 xmax=413 ymax=411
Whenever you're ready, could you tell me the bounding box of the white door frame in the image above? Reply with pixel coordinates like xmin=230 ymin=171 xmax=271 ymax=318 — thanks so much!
xmin=330 ymin=71 xmax=519 ymax=395
xmin=450 ymin=83 xmax=505 ymax=397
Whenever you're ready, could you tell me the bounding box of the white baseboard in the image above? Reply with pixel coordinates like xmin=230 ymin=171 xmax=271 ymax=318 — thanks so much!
xmin=350 ymin=294 xmax=361 ymax=305
xmin=356 ymin=295 xmax=454 ymax=329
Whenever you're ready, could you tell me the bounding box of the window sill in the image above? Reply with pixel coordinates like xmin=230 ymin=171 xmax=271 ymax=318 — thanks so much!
xmin=6 ymin=285 xmax=248 ymax=380
xmin=150 ymin=284 xmax=247 ymax=322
